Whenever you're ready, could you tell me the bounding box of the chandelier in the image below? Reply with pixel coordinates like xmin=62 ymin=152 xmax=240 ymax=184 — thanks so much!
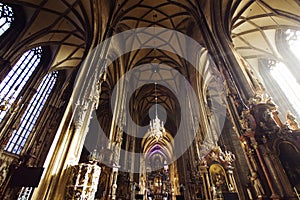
xmin=148 ymin=82 xmax=166 ymax=141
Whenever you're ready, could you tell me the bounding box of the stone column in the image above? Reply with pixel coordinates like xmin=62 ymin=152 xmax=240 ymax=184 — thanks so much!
xmin=31 ymin=46 xmax=108 ymax=199
xmin=109 ymin=167 xmax=119 ymax=200
xmin=249 ymin=135 xmax=279 ymax=199
xmin=109 ymin=126 xmax=123 ymax=200
xmin=199 ymin=164 xmax=209 ymax=200
xmin=259 ymin=137 xmax=297 ymax=199
xmin=240 ymin=136 xmax=265 ymax=199
xmin=270 ymin=153 xmax=297 ymax=198
xmin=226 ymin=166 xmax=237 ymax=192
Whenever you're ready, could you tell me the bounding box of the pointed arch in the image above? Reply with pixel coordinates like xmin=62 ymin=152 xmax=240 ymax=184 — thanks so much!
xmin=0 ymin=47 xmax=43 ymax=123
xmin=5 ymin=71 xmax=58 ymax=154
xmin=0 ymin=3 xmax=14 ymax=36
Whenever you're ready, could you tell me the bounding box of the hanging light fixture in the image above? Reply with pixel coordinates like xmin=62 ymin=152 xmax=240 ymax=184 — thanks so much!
xmin=147 ymin=13 xmax=165 ymax=141
xmin=148 ymin=81 xmax=166 ymax=141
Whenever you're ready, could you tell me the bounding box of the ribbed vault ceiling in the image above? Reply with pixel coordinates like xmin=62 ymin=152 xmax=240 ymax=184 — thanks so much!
xmin=99 ymin=0 xmax=203 ymax=133
xmin=4 ymin=0 xmax=300 ymax=136
xmin=226 ymin=0 xmax=300 ymax=70
xmin=1 ymin=0 xmax=107 ymax=70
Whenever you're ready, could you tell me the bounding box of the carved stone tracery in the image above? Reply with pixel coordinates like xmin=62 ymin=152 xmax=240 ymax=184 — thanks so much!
xmin=65 ymin=162 xmax=101 ymax=200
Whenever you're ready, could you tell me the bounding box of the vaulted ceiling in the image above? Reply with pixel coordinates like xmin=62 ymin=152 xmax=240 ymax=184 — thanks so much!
xmin=2 ymin=0 xmax=95 ymax=69
xmin=3 ymin=0 xmax=300 ymax=137
xmin=224 ymin=0 xmax=300 ymax=70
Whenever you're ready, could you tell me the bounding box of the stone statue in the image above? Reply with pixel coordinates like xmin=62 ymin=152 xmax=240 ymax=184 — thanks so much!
xmin=199 ymin=156 xmax=207 ymax=167
xmin=286 ymin=111 xmax=299 ymax=130
xmin=259 ymin=108 xmax=279 ymax=133
xmin=222 ymin=150 xmax=236 ymax=164
xmin=211 ymin=185 xmax=217 ymax=199
xmin=0 ymin=161 xmax=8 ymax=187
xmin=240 ymin=109 xmax=256 ymax=132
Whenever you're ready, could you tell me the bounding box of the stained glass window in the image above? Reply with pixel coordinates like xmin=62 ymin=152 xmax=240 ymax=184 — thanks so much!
xmin=0 ymin=47 xmax=42 ymax=122
xmin=0 ymin=3 xmax=14 ymax=36
xmin=5 ymin=71 xmax=58 ymax=154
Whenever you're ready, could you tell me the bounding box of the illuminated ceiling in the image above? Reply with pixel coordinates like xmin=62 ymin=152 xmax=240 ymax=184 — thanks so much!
xmin=226 ymin=0 xmax=300 ymax=70
xmin=3 ymin=0 xmax=300 ymax=139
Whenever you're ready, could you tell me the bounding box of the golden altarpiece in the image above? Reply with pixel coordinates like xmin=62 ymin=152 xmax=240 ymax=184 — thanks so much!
xmin=0 ymin=1 xmax=300 ymax=200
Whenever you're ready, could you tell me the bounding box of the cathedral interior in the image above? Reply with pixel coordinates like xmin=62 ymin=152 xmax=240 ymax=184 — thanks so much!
xmin=1 ymin=0 xmax=300 ymax=200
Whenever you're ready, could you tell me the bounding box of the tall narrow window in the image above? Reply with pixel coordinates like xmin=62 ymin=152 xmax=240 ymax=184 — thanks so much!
xmin=0 ymin=3 xmax=14 ymax=36
xmin=0 ymin=47 xmax=42 ymax=122
xmin=5 ymin=71 xmax=58 ymax=154
xmin=285 ymin=29 xmax=300 ymax=58
xmin=266 ymin=29 xmax=300 ymax=119
xmin=269 ymin=61 xmax=300 ymax=117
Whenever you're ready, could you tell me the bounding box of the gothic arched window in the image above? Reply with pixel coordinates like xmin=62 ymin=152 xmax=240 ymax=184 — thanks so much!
xmin=5 ymin=71 xmax=58 ymax=154
xmin=286 ymin=29 xmax=300 ymax=59
xmin=0 ymin=47 xmax=42 ymax=122
xmin=269 ymin=61 xmax=300 ymax=117
xmin=268 ymin=29 xmax=300 ymax=118
xmin=0 ymin=2 xmax=14 ymax=36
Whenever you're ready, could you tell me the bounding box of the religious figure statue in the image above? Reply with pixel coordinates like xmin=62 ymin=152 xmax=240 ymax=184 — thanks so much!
xmin=211 ymin=185 xmax=217 ymax=200
xmin=221 ymin=150 xmax=236 ymax=165
xmin=259 ymin=108 xmax=279 ymax=133
xmin=286 ymin=111 xmax=299 ymax=130
xmin=240 ymin=109 xmax=256 ymax=132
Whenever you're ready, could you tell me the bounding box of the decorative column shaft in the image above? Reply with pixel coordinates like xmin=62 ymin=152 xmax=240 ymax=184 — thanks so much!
xmin=199 ymin=164 xmax=209 ymax=200
xmin=249 ymin=134 xmax=279 ymax=199
xmin=226 ymin=166 xmax=237 ymax=192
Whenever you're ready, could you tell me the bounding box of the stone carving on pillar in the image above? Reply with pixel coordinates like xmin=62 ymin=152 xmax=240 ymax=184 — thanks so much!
xmin=248 ymin=92 xmax=276 ymax=108
xmin=65 ymin=162 xmax=101 ymax=200
xmin=108 ymin=125 xmax=123 ymax=200
xmin=73 ymin=100 xmax=90 ymax=129
xmin=112 ymin=125 xmax=123 ymax=164
xmin=0 ymin=153 xmax=21 ymax=200
xmin=199 ymin=158 xmax=210 ymax=200
xmin=0 ymin=154 xmax=15 ymax=189
xmin=93 ymin=71 xmax=106 ymax=110
xmin=259 ymin=108 xmax=280 ymax=134
xmin=110 ymin=166 xmax=120 ymax=200
xmin=202 ymin=146 xmax=236 ymax=168
xmin=240 ymin=109 xmax=256 ymax=132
